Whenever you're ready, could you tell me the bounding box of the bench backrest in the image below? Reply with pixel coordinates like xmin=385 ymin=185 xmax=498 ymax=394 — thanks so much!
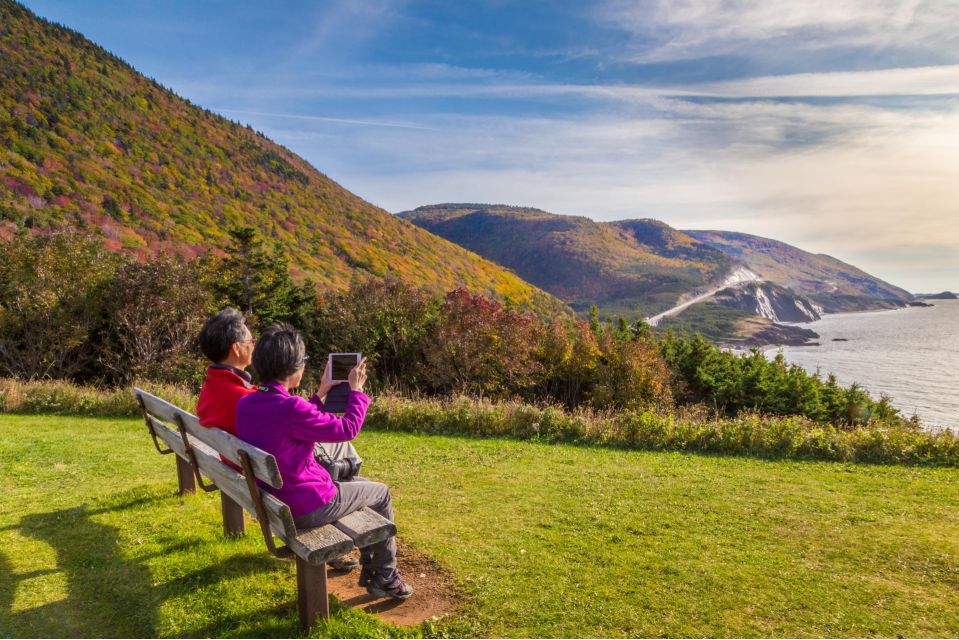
xmin=134 ymin=387 xmax=298 ymax=541
xmin=134 ymin=387 xmax=283 ymax=487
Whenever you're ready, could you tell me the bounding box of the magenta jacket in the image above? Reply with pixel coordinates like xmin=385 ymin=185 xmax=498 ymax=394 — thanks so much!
xmin=235 ymin=381 xmax=371 ymax=517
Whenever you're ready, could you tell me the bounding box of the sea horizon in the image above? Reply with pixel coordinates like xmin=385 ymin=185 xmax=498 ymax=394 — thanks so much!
xmin=767 ymin=298 xmax=959 ymax=432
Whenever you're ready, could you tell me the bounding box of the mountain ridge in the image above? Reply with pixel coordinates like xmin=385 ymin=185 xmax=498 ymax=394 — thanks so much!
xmin=0 ymin=0 xmax=569 ymax=316
xmin=398 ymin=203 xmax=733 ymax=316
xmin=685 ymin=230 xmax=912 ymax=312
xmin=400 ymin=203 xmax=911 ymax=320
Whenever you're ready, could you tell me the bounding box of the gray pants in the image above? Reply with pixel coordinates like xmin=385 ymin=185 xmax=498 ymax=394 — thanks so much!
xmin=294 ymin=480 xmax=398 ymax=579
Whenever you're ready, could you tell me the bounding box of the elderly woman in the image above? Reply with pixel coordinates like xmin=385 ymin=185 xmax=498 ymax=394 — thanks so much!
xmin=236 ymin=323 xmax=411 ymax=600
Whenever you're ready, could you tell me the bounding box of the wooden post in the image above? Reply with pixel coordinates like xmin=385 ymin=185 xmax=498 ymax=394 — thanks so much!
xmin=176 ymin=456 xmax=196 ymax=495
xmin=296 ymin=556 xmax=329 ymax=628
xmin=221 ymin=493 xmax=246 ymax=536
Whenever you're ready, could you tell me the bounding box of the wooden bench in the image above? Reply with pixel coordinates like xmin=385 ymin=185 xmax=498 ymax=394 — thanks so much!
xmin=133 ymin=387 xmax=396 ymax=628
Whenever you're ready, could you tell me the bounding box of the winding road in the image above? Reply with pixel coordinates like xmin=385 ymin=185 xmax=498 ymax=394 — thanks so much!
xmin=646 ymin=266 xmax=760 ymax=326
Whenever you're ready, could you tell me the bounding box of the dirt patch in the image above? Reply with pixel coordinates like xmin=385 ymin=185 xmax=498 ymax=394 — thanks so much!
xmin=327 ymin=542 xmax=460 ymax=627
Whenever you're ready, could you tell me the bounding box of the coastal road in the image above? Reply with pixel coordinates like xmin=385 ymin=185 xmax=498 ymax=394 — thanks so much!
xmin=646 ymin=266 xmax=760 ymax=326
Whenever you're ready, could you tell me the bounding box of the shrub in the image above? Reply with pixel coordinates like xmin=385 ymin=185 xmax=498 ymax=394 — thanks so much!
xmin=421 ymin=289 xmax=542 ymax=399
xmin=98 ymin=254 xmax=215 ymax=386
xmin=0 ymin=231 xmax=119 ymax=380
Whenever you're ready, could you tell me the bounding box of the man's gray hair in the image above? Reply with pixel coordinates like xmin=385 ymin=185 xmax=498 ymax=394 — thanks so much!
xmin=198 ymin=308 xmax=248 ymax=363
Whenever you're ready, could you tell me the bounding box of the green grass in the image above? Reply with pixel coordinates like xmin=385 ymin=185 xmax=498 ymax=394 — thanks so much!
xmin=2 ymin=415 xmax=959 ymax=637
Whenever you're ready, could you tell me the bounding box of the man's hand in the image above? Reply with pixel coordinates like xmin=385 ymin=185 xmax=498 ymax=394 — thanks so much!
xmin=317 ymin=359 xmax=340 ymax=402
xmin=348 ymin=357 xmax=368 ymax=393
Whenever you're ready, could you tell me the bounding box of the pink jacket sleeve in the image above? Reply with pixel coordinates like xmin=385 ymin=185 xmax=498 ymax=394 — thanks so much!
xmin=287 ymin=390 xmax=371 ymax=443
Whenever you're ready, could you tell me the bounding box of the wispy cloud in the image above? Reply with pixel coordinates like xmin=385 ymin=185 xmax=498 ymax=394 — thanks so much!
xmin=678 ymin=64 xmax=959 ymax=97
xmin=214 ymin=108 xmax=438 ymax=131
xmin=600 ymin=0 xmax=959 ymax=64
xmin=257 ymin=94 xmax=958 ymax=291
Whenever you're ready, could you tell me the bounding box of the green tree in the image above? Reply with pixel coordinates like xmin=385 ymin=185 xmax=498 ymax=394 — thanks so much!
xmin=212 ymin=226 xmax=317 ymax=329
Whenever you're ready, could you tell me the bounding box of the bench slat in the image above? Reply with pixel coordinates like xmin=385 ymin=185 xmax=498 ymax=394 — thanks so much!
xmin=146 ymin=415 xmax=219 ymax=459
xmin=179 ymin=416 xmax=283 ymax=489
xmin=136 ymin=388 xmax=183 ymax=426
xmin=135 ymin=387 xmax=283 ymax=489
xmin=292 ymin=525 xmax=355 ymax=565
xmin=333 ymin=508 xmax=397 ymax=549
xmin=185 ymin=438 xmax=293 ymax=536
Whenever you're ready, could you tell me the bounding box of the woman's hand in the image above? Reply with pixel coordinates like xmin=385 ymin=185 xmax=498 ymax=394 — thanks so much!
xmin=348 ymin=357 xmax=368 ymax=393
xmin=317 ymin=359 xmax=340 ymax=402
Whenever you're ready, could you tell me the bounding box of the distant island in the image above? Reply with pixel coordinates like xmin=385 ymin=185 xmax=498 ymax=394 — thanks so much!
xmin=916 ymin=291 xmax=958 ymax=300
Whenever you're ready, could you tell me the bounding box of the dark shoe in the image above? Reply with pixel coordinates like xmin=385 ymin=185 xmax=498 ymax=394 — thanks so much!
xmin=358 ymin=566 xmax=374 ymax=588
xmin=327 ymin=555 xmax=359 ymax=571
xmin=367 ymin=572 xmax=413 ymax=600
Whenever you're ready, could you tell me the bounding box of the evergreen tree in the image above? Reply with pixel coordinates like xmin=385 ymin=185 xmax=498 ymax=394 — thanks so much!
xmin=214 ymin=226 xmax=317 ymax=329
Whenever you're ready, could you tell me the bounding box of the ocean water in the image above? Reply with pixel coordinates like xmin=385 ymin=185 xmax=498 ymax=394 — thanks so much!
xmin=766 ymin=299 xmax=959 ymax=430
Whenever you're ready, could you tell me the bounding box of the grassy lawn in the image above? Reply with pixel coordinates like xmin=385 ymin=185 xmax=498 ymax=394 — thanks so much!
xmin=1 ymin=414 xmax=958 ymax=638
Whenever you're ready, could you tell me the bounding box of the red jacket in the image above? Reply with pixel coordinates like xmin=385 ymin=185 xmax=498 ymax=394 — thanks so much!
xmin=196 ymin=365 xmax=256 ymax=435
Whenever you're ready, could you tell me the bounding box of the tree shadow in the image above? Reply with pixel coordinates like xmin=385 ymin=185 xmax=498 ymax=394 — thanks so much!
xmin=13 ymin=502 xmax=159 ymax=637
xmin=1 ymin=492 xmax=287 ymax=637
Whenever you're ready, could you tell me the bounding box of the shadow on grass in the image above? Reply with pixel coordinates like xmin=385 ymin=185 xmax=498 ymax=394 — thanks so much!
xmin=0 ymin=492 xmax=290 ymax=638
xmin=7 ymin=497 xmax=163 ymax=637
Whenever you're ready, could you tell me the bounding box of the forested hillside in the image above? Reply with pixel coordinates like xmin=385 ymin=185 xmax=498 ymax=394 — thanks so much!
xmin=398 ymin=204 xmax=731 ymax=316
xmin=0 ymin=0 xmax=567 ymax=315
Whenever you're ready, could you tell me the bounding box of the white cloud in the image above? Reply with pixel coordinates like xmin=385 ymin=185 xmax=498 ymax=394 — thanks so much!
xmin=681 ymin=65 xmax=959 ymax=97
xmin=214 ymin=108 xmax=438 ymax=131
xmin=254 ymin=96 xmax=959 ymax=292
xmin=601 ymin=0 xmax=959 ymax=62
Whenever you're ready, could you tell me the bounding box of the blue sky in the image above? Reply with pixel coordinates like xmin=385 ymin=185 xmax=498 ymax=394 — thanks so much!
xmin=22 ymin=0 xmax=959 ymax=292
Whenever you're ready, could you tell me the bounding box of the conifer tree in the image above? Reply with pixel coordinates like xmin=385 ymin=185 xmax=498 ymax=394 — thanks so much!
xmin=214 ymin=226 xmax=316 ymax=329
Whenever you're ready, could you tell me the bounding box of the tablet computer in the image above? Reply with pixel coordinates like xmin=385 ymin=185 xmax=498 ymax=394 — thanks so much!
xmin=328 ymin=352 xmax=361 ymax=382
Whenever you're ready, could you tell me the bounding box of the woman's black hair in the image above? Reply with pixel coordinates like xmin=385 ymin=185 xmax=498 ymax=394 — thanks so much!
xmin=198 ymin=308 xmax=248 ymax=363
xmin=252 ymin=323 xmax=307 ymax=381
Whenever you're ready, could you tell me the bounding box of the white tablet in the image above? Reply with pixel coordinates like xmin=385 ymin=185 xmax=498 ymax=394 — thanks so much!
xmin=328 ymin=352 xmax=361 ymax=382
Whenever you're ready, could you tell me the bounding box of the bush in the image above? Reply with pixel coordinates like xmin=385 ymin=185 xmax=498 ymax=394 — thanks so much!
xmin=0 ymin=231 xmax=119 ymax=380
xmin=0 ymin=230 xmax=922 ymax=427
xmin=2 ymin=379 xmax=955 ymax=466
xmin=98 ymin=254 xmax=215 ymax=386
xmin=659 ymin=331 xmax=906 ymax=427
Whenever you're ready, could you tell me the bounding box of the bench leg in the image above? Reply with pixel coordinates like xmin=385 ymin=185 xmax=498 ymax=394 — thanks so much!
xmin=176 ymin=456 xmax=196 ymax=495
xmin=221 ymin=493 xmax=246 ymax=536
xmin=296 ymin=556 xmax=329 ymax=628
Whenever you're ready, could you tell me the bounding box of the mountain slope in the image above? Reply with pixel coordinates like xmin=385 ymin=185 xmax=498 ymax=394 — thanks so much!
xmin=685 ymin=230 xmax=912 ymax=312
xmin=398 ymin=204 xmax=732 ymax=316
xmin=0 ymin=0 xmax=568 ymax=316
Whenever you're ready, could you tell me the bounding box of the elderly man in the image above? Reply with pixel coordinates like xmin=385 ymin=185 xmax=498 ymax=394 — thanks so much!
xmin=196 ymin=308 xmax=256 ymax=434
